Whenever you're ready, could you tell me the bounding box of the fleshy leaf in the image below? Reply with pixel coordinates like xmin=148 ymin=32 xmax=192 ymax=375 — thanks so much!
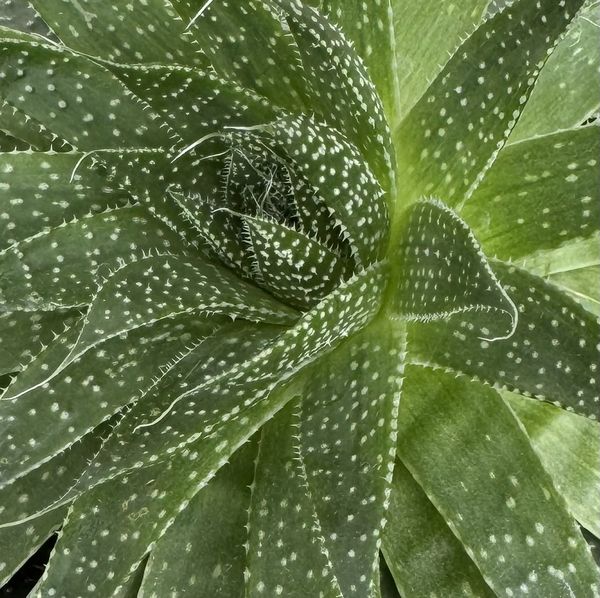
xmin=408 ymin=262 xmax=600 ymax=419
xmin=382 ymin=460 xmax=494 ymax=598
xmin=464 ymin=124 xmax=600 ymax=261
xmin=297 ymin=318 xmax=406 ymax=596
xmin=0 ymin=39 xmax=166 ymax=150
xmin=391 ymin=199 xmax=517 ymax=340
xmin=398 ymin=366 xmax=600 ymax=596
xmin=510 ymin=1 xmax=600 ymax=142
xmin=0 ymin=316 xmax=219 ymax=487
xmin=169 ymin=0 xmax=307 ymax=113
xmin=138 ymin=440 xmax=257 ymax=597
xmin=269 ymin=115 xmax=389 ymax=265
xmin=390 ymin=0 xmax=489 ymax=121
xmin=0 ymin=309 xmax=78 ymax=375
xmin=550 ymin=264 xmax=600 ymax=316
xmin=0 ymin=0 xmax=56 ymax=40
xmin=0 ymin=205 xmax=186 ymax=311
xmin=244 ymin=214 xmax=347 ymax=309
xmin=29 ymin=0 xmax=202 ymax=66
xmin=320 ymin=0 xmax=400 ymax=129
xmin=395 ymin=0 xmax=585 ymax=206
xmin=245 ymin=400 xmax=340 ymax=597
xmin=506 ymin=392 xmax=600 ymax=537
xmin=70 ymin=262 xmax=388 ymax=493
xmin=0 ymin=151 xmax=128 ymax=249
xmin=279 ymin=0 xmax=395 ymax=193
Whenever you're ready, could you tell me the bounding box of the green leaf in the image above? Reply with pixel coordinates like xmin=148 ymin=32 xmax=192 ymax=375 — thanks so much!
xmin=398 ymin=366 xmax=600 ymax=596
xmin=169 ymin=0 xmax=307 ymax=113
xmin=382 ymin=460 xmax=494 ymax=598
xmin=138 ymin=440 xmax=257 ymax=597
xmin=244 ymin=214 xmax=347 ymax=309
xmin=0 ymin=151 xmax=128 ymax=249
xmin=279 ymin=1 xmax=395 ymax=193
xmin=0 ymin=205 xmax=186 ymax=311
xmin=296 ymin=318 xmax=407 ymax=596
xmin=550 ymin=265 xmax=600 ymax=316
xmin=0 ymin=0 xmax=56 ymax=40
xmin=391 ymin=199 xmax=517 ymax=340
xmin=390 ymin=0 xmax=489 ymax=122
xmin=0 ymin=507 xmax=66 ymax=589
xmin=0 ymin=309 xmax=78 ymax=375
xmin=0 ymin=39 xmax=166 ymax=150
xmin=463 ymin=124 xmax=600 ymax=261
xmin=510 ymin=1 xmax=600 ymax=142
xmin=0 ymin=99 xmax=70 ymax=151
xmin=29 ymin=0 xmax=202 ymax=67
xmin=269 ymin=115 xmax=389 ymax=266
xmin=106 ymin=62 xmax=279 ymax=149
xmin=506 ymin=392 xmax=600 ymax=537
xmin=245 ymin=400 xmax=340 ymax=597
xmin=409 ymin=261 xmax=600 ymax=419
xmin=71 ymin=262 xmax=388 ymax=493
xmin=395 ymin=0 xmax=585 ymax=207
xmin=320 ymin=0 xmax=401 ymax=129
xmin=0 ymin=315 xmax=219 ymax=487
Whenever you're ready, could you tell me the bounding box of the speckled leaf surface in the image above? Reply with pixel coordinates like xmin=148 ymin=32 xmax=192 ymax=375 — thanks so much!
xmin=398 ymin=366 xmax=600 ymax=597
xmin=296 ymin=319 xmax=406 ymax=597
xmin=382 ymin=460 xmax=494 ymax=598
xmin=392 ymin=199 xmax=517 ymax=339
xmin=0 ymin=316 xmax=219 ymax=488
xmin=464 ymin=124 xmax=600 ymax=261
xmin=0 ymin=151 xmax=128 ymax=248
xmin=245 ymin=401 xmax=341 ymax=597
xmin=0 ymin=39 xmax=166 ymax=150
xmin=0 ymin=205 xmax=185 ymax=310
xmin=30 ymin=0 xmax=202 ymax=67
xmin=139 ymin=440 xmax=257 ymax=597
xmin=510 ymin=1 xmax=600 ymax=142
xmin=0 ymin=0 xmax=55 ymax=40
xmin=396 ymin=0 xmax=586 ymax=206
xmin=409 ymin=262 xmax=600 ymax=419
xmin=507 ymin=392 xmax=600 ymax=537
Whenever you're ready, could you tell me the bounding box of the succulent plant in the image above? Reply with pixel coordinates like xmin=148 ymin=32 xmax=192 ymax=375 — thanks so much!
xmin=0 ymin=0 xmax=599 ymax=596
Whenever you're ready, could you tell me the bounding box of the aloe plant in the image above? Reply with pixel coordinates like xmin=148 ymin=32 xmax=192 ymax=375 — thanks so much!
xmin=0 ymin=0 xmax=599 ymax=596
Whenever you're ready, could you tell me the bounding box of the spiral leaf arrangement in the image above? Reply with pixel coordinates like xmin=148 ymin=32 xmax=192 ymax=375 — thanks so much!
xmin=0 ymin=0 xmax=599 ymax=596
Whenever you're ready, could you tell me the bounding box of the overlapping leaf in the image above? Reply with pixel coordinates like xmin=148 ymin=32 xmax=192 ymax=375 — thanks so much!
xmin=391 ymin=199 xmax=517 ymax=340
xmin=398 ymin=366 xmax=600 ymax=596
xmin=409 ymin=262 xmax=600 ymax=419
xmin=464 ymin=124 xmax=600 ymax=261
xmin=396 ymin=0 xmax=586 ymax=206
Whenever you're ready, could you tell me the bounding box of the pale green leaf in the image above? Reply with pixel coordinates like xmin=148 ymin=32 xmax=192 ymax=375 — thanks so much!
xmin=398 ymin=366 xmax=600 ymax=596
xmin=408 ymin=262 xmax=600 ymax=419
xmin=506 ymin=392 xmax=600 ymax=537
xmin=510 ymin=1 xmax=600 ymax=142
xmin=383 ymin=460 xmax=494 ymax=598
xmin=395 ymin=0 xmax=585 ymax=206
xmin=390 ymin=0 xmax=489 ymax=122
xmin=0 ymin=0 xmax=55 ymax=40
xmin=464 ymin=124 xmax=599 ymax=261
xmin=550 ymin=265 xmax=600 ymax=316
